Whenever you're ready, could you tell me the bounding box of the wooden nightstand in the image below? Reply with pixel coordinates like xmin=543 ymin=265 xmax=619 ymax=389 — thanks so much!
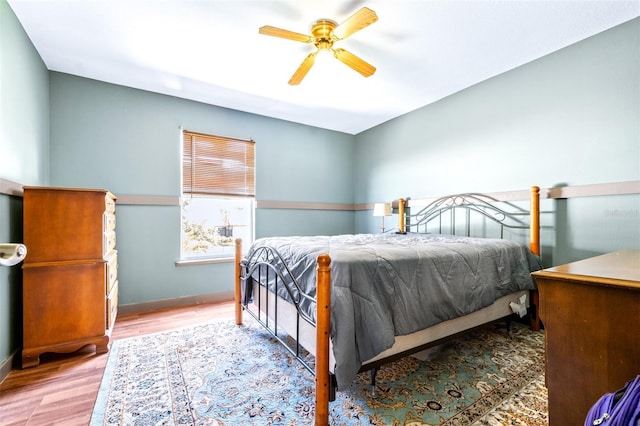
xmin=532 ymin=250 xmax=640 ymax=426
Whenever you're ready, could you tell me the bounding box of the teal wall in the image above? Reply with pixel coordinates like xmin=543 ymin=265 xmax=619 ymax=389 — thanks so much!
xmin=0 ymin=0 xmax=49 ymax=368
xmin=49 ymin=73 xmax=355 ymax=306
xmin=354 ymin=18 xmax=640 ymax=265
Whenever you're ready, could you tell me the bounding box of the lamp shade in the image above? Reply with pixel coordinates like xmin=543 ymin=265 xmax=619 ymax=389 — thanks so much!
xmin=372 ymin=202 xmax=392 ymax=217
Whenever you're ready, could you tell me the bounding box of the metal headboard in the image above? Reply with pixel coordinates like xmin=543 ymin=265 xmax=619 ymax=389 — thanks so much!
xmin=399 ymin=193 xmax=531 ymax=239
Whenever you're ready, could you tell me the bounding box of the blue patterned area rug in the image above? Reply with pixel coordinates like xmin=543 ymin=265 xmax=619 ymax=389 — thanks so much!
xmin=91 ymin=318 xmax=547 ymax=425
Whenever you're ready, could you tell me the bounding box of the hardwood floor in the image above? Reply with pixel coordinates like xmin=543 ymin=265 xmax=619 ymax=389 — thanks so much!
xmin=0 ymin=300 xmax=236 ymax=426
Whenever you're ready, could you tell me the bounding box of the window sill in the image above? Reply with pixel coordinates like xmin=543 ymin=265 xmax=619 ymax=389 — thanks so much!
xmin=175 ymin=257 xmax=234 ymax=267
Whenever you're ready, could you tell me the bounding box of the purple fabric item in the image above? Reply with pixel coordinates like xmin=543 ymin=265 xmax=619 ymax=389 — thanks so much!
xmin=585 ymin=375 xmax=640 ymax=426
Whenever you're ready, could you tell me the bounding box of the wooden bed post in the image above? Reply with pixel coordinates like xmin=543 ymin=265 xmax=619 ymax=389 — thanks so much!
xmin=234 ymin=238 xmax=243 ymax=325
xmin=530 ymin=186 xmax=540 ymax=257
xmin=398 ymin=198 xmax=405 ymax=233
xmin=529 ymin=186 xmax=541 ymax=332
xmin=315 ymin=254 xmax=331 ymax=426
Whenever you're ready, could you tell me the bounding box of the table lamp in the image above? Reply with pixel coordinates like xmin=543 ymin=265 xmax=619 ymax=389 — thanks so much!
xmin=372 ymin=202 xmax=392 ymax=233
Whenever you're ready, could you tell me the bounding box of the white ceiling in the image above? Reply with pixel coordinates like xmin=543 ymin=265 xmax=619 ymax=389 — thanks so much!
xmin=8 ymin=0 xmax=640 ymax=135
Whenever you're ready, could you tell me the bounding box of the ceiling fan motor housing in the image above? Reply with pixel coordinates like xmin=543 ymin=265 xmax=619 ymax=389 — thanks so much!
xmin=311 ymin=19 xmax=337 ymax=50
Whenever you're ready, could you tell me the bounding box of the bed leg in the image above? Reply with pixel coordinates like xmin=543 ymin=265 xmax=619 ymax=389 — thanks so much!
xmin=234 ymin=238 xmax=243 ymax=325
xmin=529 ymin=289 xmax=541 ymax=331
xmin=329 ymin=374 xmax=337 ymax=402
xmin=370 ymin=367 xmax=379 ymax=398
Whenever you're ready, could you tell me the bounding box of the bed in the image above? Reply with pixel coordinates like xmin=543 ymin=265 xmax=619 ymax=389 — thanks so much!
xmin=234 ymin=186 xmax=542 ymax=425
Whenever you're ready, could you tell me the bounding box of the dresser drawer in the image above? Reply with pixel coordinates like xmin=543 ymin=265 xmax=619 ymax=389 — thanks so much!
xmin=23 ymin=262 xmax=106 ymax=348
xmin=107 ymin=252 xmax=118 ymax=293
xmin=104 ymin=231 xmax=116 ymax=257
xmin=106 ymin=281 xmax=118 ymax=330
xmin=104 ymin=212 xmax=116 ymax=232
xmin=24 ymin=187 xmax=116 ymax=262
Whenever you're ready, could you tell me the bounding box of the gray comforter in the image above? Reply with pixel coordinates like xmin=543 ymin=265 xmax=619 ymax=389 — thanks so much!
xmin=247 ymin=233 xmax=542 ymax=390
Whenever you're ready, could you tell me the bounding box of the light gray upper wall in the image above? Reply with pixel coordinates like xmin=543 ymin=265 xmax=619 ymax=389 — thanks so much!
xmin=49 ymin=73 xmax=356 ymax=305
xmin=0 ymin=0 xmax=49 ymax=369
xmin=49 ymin=73 xmax=355 ymax=203
xmin=355 ymin=17 xmax=639 ymax=202
xmin=0 ymin=0 xmax=49 ymax=185
xmin=354 ymin=18 xmax=640 ymax=264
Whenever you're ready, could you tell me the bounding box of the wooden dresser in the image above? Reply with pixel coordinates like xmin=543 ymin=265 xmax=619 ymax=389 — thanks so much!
xmin=532 ymin=250 xmax=640 ymax=426
xmin=22 ymin=187 xmax=118 ymax=368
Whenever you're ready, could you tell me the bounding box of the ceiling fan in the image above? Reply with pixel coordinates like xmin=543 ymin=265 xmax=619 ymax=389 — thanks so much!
xmin=259 ymin=7 xmax=378 ymax=85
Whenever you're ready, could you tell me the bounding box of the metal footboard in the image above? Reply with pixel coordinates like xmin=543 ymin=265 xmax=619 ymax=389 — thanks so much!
xmin=237 ymin=243 xmax=335 ymax=415
xmin=235 ymin=239 xmax=333 ymax=424
xmin=240 ymin=245 xmax=317 ymax=375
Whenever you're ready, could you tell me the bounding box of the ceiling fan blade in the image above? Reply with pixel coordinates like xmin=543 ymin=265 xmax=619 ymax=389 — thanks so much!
xmin=259 ymin=25 xmax=313 ymax=43
xmin=332 ymin=48 xmax=376 ymax=77
xmin=288 ymin=52 xmax=318 ymax=85
xmin=332 ymin=7 xmax=378 ymax=40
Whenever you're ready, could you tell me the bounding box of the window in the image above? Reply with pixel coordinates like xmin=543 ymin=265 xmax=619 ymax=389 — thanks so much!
xmin=181 ymin=130 xmax=255 ymax=260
